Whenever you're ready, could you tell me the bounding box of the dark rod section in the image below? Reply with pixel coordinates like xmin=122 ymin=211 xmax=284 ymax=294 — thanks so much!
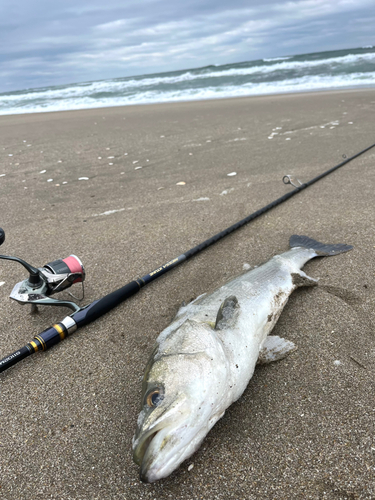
xmin=72 ymin=281 xmax=141 ymax=327
xmin=0 ymin=346 xmax=32 ymax=372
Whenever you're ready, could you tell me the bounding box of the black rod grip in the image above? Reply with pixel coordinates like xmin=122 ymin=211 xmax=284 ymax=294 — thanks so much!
xmin=0 ymin=346 xmax=32 ymax=373
xmin=71 ymin=280 xmax=141 ymax=327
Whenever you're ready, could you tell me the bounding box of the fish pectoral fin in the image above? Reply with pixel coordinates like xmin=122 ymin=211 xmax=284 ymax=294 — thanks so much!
xmin=257 ymin=335 xmax=296 ymax=364
xmin=291 ymin=269 xmax=318 ymax=288
xmin=215 ymin=295 xmax=240 ymax=330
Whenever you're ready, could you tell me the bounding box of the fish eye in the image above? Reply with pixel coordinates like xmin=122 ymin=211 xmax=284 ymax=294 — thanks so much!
xmin=145 ymin=389 xmax=163 ymax=407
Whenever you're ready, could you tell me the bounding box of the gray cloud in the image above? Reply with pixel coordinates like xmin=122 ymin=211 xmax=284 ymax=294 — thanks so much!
xmin=1 ymin=0 xmax=374 ymax=92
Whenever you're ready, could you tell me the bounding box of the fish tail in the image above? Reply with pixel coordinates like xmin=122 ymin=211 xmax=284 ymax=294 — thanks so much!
xmin=289 ymin=235 xmax=353 ymax=256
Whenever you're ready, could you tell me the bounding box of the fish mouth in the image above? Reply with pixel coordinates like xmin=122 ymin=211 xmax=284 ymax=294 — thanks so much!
xmin=134 ymin=424 xmax=188 ymax=483
xmin=139 ymin=432 xmax=160 ymax=483
xmin=135 ymin=424 xmax=206 ymax=483
xmin=133 ymin=428 xmax=160 ymax=467
xmin=133 ymin=427 xmax=169 ymax=483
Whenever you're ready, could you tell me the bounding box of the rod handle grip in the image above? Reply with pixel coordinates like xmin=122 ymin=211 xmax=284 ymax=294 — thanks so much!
xmin=72 ymin=280 xmax=141 ymax=327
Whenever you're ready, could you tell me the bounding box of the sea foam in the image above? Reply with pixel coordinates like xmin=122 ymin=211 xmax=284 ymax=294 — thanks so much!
xmin=1 ymin=47 xmax=374 ymax=115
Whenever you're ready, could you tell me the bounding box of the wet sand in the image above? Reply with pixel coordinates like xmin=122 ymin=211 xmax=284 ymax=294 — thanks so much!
xmin=1 ymin=89 xmax=375 ymax=499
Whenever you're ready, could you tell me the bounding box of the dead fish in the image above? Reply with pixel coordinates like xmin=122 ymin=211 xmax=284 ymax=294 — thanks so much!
xmin=132 ymin=235 xmax=352 ymax=482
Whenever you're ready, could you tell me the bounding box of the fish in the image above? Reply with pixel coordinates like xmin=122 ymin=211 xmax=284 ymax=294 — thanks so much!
xmin=132 ymin=235 xmax=352 ymax=482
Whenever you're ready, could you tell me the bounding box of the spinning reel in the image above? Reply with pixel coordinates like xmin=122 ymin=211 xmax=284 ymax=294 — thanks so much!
xmin=0 ymin=228 xmax=85 ymax=313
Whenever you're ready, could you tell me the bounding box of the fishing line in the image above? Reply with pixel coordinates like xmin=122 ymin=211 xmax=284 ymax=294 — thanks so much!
xmin=1 ymin=141 xmax=374 ymax=373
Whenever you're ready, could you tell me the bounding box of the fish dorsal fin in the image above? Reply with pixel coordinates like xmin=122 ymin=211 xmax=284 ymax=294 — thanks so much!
xmin=215 ymin=295 xmax=239 ymax=330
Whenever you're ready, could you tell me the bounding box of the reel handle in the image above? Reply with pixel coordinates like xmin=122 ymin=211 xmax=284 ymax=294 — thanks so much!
xmin=0 ymin=227 xmax=41 ymax=284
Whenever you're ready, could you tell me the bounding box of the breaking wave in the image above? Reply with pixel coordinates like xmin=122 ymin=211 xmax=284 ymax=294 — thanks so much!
xmin=1 ymin=46 xmax=374 ymax=115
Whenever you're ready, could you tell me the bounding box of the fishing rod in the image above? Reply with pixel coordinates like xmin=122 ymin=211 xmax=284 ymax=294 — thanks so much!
xmin=1 ymin=141 xmax=375 ymax=373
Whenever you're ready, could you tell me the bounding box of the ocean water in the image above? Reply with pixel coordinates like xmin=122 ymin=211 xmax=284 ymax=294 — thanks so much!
xmin=1 ymin=46 xmax=374 ymax=116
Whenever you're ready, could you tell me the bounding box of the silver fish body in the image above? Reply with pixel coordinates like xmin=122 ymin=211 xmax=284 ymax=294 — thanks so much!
xmin=132 ymin=235 xmax=352 ymax=482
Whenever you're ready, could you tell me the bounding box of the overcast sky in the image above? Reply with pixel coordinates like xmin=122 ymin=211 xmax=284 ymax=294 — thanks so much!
xmin=1 ymin=0 xmax=374 ymax=93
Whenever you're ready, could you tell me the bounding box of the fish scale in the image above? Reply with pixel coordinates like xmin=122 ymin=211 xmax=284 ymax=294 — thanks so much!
xmin=189 ymin=247 xmax=316 ymax=326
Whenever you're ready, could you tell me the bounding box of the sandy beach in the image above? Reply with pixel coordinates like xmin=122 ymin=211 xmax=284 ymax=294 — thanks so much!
xmin=1 ymin=89 xmax=375 ymax=499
